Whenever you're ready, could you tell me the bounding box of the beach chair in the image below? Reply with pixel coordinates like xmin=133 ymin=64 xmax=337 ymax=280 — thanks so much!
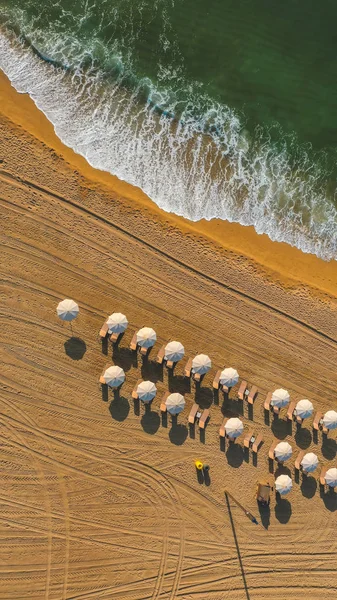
xmin=238 ymin=380 xmax=247 ymax=400
xmin=286 ymin=400 xmax=295 ymax=421
xmin=184 ymin=357 xmax=192 ymax=378
xmin=193 ymin=371 xmax=201 ymax=382
xmin=132 ymin=379 xmax=143 ymax=400
xmin=188 ymin=403 xmax=199 ymax=424
xmin=252 ymin=434 xmax=263 ymax=453
xmin=313 ymin=411 xmax=323 ymax=431
xmin=129 ymin=331 xmax=137 ymax=351
xmin=99 ymin=363 xmax=111 ymax=385
xmin=166 ymin=360 xmax=174 ymax=369
xmin=319 ymin=466 xmax=328 ymax=487
xmin=109 ymin=331 xmax=119 ymax=343
xmin=99 ymin=321 xmax=109 ymax=338
xmin=156 ymin=345 xmax=165 ymax=364
xmin=268 ymin=439 xmax=278 ymax=460
xmin=295 ymin=413 xmax=303 ymax=425
xmin=244 ymin=430 xmax=254 ymax=449
xmin=295 ymin=450 xmax=305 ymax=471
xmin=213 ymin=369 xmax=222 ymax=390
xmin=139 ymin=345 xmax=148 ymax=356
xmin=248 ymin=385 xmax=258 ymax=404
xmin=219 ymin=418 xmax=228 ymax=438
xmin=264 ymin=392 xmax=272 ymax=411
xmin=199 ymin=409 xmax=210 ymax=429
xmin=160 ymin=391 xmax=170 ymax=413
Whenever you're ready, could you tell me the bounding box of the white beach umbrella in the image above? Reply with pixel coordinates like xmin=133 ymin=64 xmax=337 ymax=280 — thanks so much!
xmin=295 ymin=399 xmax=314 ymax=419
xmin=136 ymin=327 xmax=157 ymax=348
xmin=220 ymin=367 xmax=239 ymax=388
xmin=325 ymin=468 xmax=337 ymax=487
xmin=103 ymin=366 xmax=125 ymax=388
xmin=165 ymin=393 xmax=185 ymax=415
xmin=192 ymin=354 xmax=212 ymax=375
xmin=301 ymin=452 xmax=319 ymax=473
xmin=274 ymin=441 xmax=292 ymax=462
xmin=322 ymin=410 xmax=337 ymax=430
xmin=57 ymin=299 xmax=79 ymax=321
xmin=107 ymin=312 xmax=128 ymax=334
xmin=225 ymin=417 xmax=244 ymax=439
xmin=164 ymin=341 xmax=185 ymax=362
xmin=271 ymin=388 xmax=290 ymax=408
xmin=137 ymin=380 xmax=157 ymax=403
xmin=275 ymin=474 xmax=292 ymax=495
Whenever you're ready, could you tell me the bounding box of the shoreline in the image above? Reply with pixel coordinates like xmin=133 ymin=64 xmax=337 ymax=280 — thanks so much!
xmin=1 ymin=68 xmax=337 ymax=299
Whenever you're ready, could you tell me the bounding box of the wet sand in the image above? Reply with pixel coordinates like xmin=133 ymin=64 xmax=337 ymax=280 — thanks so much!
xmin=1 ymin=71 xmax=337 ymax=599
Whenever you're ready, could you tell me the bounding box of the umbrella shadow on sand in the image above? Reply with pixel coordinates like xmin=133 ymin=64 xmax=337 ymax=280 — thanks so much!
xmin=169 ymin=418 xmax=188 ymax=446
xmin=294 ymin=427 xmax=312 ymax=449
xmin=226 ymin=443 xmax=244 ymax=468
xmin=109 ymin=395 xmax=130 ymax=422
xmin=300 ymin=475 xmax=317 ymax=499
xmin=321 ymin=437 xmax=337 ymax=460
xmin=140 ymin=404 xmax=160 ymax=435
xmin=64 ymin=337 xmax=87 ymax=360
xmin=275 ymin=495 xmax=292 ymax=523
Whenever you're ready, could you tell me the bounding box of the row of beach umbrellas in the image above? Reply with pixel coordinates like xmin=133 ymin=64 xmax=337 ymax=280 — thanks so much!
xmin=276 ymin=467 xmax=337 ymax=496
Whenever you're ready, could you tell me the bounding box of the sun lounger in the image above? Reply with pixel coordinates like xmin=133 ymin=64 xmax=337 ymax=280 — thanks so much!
xmin=213 ymin=369 xmax=222 ymax=390
xmin=264 ymin=392 xmax=272 ymax=411
xmin=237 ymin=380 xmax=247 ymax=400
xmin=268 ymin=439 xmax=278 ymax=460
xmin=193 ymin=371 xmax=201 ymax=382
xmin=166 ymin=360 xmax=174 ymax=369
xmin=286 ymin=400 xmax=295 ymax=421
xmin=140 ymin=346 xmax=148 ymax=356
xmin=313 ymin=411 xmax=323 ymax=431
xmin=156 ymin=345 xmax=165 ymax=364
xmin=188 ymin=403 xmax=199 ymax=424
xmin=184 ymin=357 xmax=192 ymax=378
xmin=99 ymin=321 xmax=109 ymax=338
xmin=132 ymin=379 xmax=143 ymax=400
xmin=295 ymin=450 xmax=305 ymax=471
xmin=219 ymin=418 xmax=228 ymax=438
xmin=252 ymin=434 xmax=263 ymax=453
xmin=160 ymin=391 xmax=170 ymax=413
xmin=199 ymin=409 xmax=210 ymax=429
xmin=244 ymin=431 xmax=254 ymax=449
xmin=129 ymin=332 xmax=137 ymax=351
xmin=319 ymin=466 xmax=328 ymax=487
xmin=109 ymin=332 xmax=119 ymax=343
xmin=295 ymin=411 xmax=303 ymax=425
xmin=248 ymin=385 xmax=258 ymax=404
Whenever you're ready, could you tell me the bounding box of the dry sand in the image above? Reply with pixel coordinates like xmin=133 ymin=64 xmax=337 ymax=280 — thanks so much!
xmin=1 ymin=71 xmax=337 ymax=600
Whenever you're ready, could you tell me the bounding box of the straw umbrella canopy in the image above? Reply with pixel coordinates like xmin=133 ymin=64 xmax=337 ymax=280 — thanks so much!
xmin=325 ymin=468 xmax=337 ymax=487
xmin=275 ymin=474 xmax=292 ymax=495
xmin=136 ymin=380 xmax=157 ymax=403
xmin=136 ymin=327 xmax=157 ymax=348
xmin=295 ymin=399 xmax=314 ymax=420
xmin=165 ymin=393 xmax=185 ymax=415
xmin=107 ymin=313 xmax=128 ymax=334
xmin=220 ymin=367 xmax=239 ymax=388
xmin=57 ymin=299 xmax=79 ymax=321
xmin=103 ymin=366 xmax=125 ymax=388
xmin=192 ymin=354 xmax=212 ymax=375
xmin=322 ymin=410 xmax=337 ymax=430
xmin=164 ymin=341 xmax=185 ymax=362
xmin=274 ymin=441 xmax=292 ymax=462
xmin=271 ymin=388 xmax=290 ymax=408
xmin=301 ymin=452 xmax=319 ymax=473
xmin=225 ymin=417 xmax=244 ymax=439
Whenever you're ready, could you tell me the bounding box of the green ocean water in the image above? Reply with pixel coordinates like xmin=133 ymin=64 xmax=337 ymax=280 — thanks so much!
xmin=1 ymin=0 xmax=337 ymax=258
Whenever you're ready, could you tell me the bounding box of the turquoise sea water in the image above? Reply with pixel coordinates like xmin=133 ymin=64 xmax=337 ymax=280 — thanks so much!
xmin=1 ymin=0 xmax=337 ymax=259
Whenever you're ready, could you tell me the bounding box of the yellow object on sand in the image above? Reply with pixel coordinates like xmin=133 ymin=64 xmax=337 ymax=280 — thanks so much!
xmin=195 ymin=460 xmax=203 ymax=470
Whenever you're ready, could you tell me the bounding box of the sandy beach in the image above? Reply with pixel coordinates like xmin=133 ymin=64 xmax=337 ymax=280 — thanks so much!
xmin=1 ymin=70 xmax=337 ymax=599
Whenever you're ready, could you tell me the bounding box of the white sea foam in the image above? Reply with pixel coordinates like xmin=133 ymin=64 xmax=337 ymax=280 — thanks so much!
xmin=1 ymin=31 xmax=337 ymax=260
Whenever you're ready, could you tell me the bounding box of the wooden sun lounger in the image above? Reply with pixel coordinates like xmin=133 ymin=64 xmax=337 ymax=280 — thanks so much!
xmin=244 ymin=430 xmax=254 ymax=449
xmin=213 ymin=369 xmax=222 ymax=390
xmin=264 ymin=392 xmax=272 ymax=411
xmin=140 ymin=346 xmax=148 ymax=356
xmin=268 ymin=439 xmax=278 ymax=460
xmin=219 ymin=418 xmax=228 ymax=438
xmin=248 ymin=385 xmax=258 ymax=405
xmin=160 ymin=391 xmax=170 ymax=413
xmin=132 ymin=379 xmax=143 ymax=400
xmin=313 ymin=411 xmax=323 ymax=431
xmin=166 ymin=360 xmax=174 ymax=369
xmin=99 ymin=321 xmax=109 ymax=338
xmin=295 ymin=450 xmax=305 ymax=471
xmin=156 ymin=345 xmax=165 ymax=364
xmin=109 ymin=332 xmax=119 ymax=343
xmin=129 ymin=332 xmax=137 ymax=351
xmin=238 ymin=380 xmax=248 ymax=400
xmin=99 ymin=363 xmax=111 ymax=385
xmin=184 ymin=357 xmax=192 ymax=378
xmin=193 ymin=371 xmax=201 ymax=382
xmin=295 ymin=412 xmax=303 ymax=425
xmin=286 ymin=400 xmax=296 ymax=421
xmin=252 ymin=434 xmax=263 ymax=453
xmin=188 ymin=403 xmax=199 ymax=424
xmin=319 ymin=466 xmax=328 ymax=487
xmin=199 ymin=409 xmax=210 ymax=429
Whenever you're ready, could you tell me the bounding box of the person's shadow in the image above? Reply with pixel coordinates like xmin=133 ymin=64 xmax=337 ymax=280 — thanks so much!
xmin=64 ymin=337 xmax=86 ymax=360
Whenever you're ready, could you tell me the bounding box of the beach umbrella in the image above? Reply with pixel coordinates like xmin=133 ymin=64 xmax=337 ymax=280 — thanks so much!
xmin=271 ymin=388 xmax=290 ymax=408
xmin=103 ymin=365 xmax=125 ymax=388
xmin=165 ymin=393 xmax=185 ymax=415
xmin=57 ymin=299 xmax=79 ymax=321
xmin=325 ymin=468 xmax=337 ymax=487
xmin=301 ymin=452 xmax=319 ymax=473
xmin=192 ymin=354 xmax=212 ymax=375
xmin=225 ymin=417 xmax=244 ymax=439
xmin=295 ymin=399 xmax=314 ymax=419
xmin=136 ymin=327 xmax=157 ymax=348
xmin=322 ymin=410 xmax=337 ymax=430
xmin=164 ymin=341 xmax=185 ymax=362
xmin=274 ymin=441 xmax=292 ymax=462
xmin=107 ymin=312 xmax=128 ymax=334
xmin=220 ymin=367 xmax=239 ymax=388
xmin=275 ymin=474 xmax=292 ymax=495
xmin=137 ymin=380 xmax=157 ymax=403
